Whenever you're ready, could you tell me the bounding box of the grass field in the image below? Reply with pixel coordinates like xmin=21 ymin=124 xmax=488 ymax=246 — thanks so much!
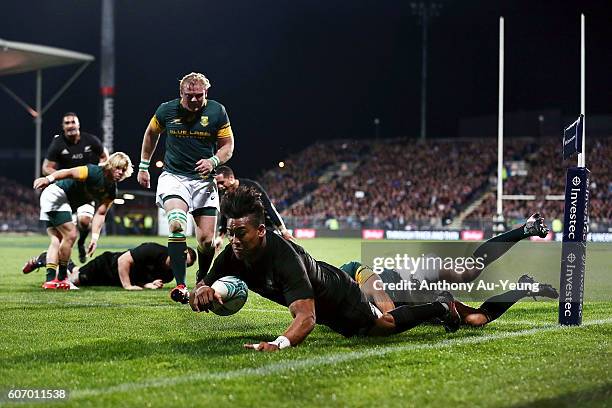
xmin=0 ymin=235 xmax=610 ymax=407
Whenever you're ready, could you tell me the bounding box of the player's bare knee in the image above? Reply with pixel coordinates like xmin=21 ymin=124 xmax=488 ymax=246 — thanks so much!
xmin=198 ymin=236 xmax=214 ymax=249
xmin=78 ymin=217 xmax=91 ymax=230
xmin=168 ymin=220 xmax=184 ymax=234
xmin=464 ymin=313 xmax=488 ymax=327
xmin=64 ymin=228 xmax=78 ymax=243
xmin=167 ymin=209 xmax=188 ymax=236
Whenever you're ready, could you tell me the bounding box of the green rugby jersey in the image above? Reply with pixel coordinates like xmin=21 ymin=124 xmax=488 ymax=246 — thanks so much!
xmin=149 ymin=98 xmax=233 ymax=179
xmin=56 ymin=164 xmax=117 ymax=208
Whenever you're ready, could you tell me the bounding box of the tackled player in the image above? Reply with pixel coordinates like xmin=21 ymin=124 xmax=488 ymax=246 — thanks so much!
xmin=190 ymin=187 xmax=462 ymax=351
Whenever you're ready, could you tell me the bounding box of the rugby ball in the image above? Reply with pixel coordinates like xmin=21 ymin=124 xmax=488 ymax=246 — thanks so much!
xmin=210 ymin=276 xmax=248 ymax=316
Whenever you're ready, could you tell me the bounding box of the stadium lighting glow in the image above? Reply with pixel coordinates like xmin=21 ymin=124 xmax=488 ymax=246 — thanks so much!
xmin=155 ymin=160 xmax=163 ymax=168
xmin=278 ymin=161 xmax=285 ymax=168
xmin=113 ymin=198 xmax=125 ymax=204
xmin=122 ymin=193 xmax=135 ymax=200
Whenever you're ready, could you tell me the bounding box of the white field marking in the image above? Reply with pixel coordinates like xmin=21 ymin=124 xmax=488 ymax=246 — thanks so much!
xmin=486 ymin=320 xmax=552 ymax=326
xmin=71 ymin=317 xmax=612 ymax=399
xmin=2 ymin=298 xmax=288 ymax=314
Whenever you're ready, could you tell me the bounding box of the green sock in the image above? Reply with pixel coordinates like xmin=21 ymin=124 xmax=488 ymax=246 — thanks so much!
xmin=45 ymin=263 xmax=58 ymax=282
xmin=168 ymin=235 xmax=187 ymax=286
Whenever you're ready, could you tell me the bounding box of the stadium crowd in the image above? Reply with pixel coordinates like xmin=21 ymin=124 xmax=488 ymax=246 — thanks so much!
xmin=3 ymin=137 xmax=611 ymax=233
xmin=468 ymin=137 xmax=612 ymax=225
xmin=280 ymin=139 xmax=497 ymax=228
xmin=258 ymin=140 xmax=369 ymax=212
xmin=0 ymin=177 xmax=40 ymax=231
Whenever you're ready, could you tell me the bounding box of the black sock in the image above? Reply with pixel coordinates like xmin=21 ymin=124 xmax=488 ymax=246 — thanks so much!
xmin=78 ymin=227 xmax=89 ymax=247
xmin=57 ymin=261 xmax=68 ymax=280
xmin=45 ymin=263 xmax=57 ymax=281
xmin=473 ymin=226 xmax=526 ymax=268
xmin=168 ymin=236 xmax=187 ymax=286
xmin=478 ymin=290 xmax=528 ymax=322
xmin=388 ymin=302 xmax=446 ymax=334
xmin=197 ymin=244 xmax=215 ymax=280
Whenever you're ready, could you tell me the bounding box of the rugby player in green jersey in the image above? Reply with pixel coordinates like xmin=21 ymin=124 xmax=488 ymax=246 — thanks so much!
xmin=33 ymin=152 xmax=133 ymax=289
xmin=137 ymin=72 xmax=235 ymax=304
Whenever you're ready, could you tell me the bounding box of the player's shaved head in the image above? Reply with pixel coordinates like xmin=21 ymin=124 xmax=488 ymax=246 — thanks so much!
xmin=221 ymin=186 xmax=265 ymax=227
xmin=216 ymin=165 xmax=234 ymax=178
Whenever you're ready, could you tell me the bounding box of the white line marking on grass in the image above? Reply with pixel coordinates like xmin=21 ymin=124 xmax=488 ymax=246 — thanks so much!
xmin=71 ymin=317 xmax=612 ymax=399
xmin=2 ymin=299 xmax=287 ymax=314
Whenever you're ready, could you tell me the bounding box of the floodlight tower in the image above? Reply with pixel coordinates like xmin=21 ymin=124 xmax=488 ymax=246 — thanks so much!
xmin=100 ymin=0 xmax=115 ymax=153
xmin=411 ymin=1 xmax=441 ymax=141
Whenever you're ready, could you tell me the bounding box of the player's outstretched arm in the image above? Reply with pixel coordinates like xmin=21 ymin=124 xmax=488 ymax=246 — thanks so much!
xmin=137 ymin=124 xmax=162 ymax=189
xmin=116 ymin=251 xmax=142 ymax=290
xmin=244 ymin=298 xmax=316 ymax=352
xmin=34 ymin=166 xmax=88 ymax=190
xmin=189 ymin=285 xmax=224 ymax=312
xmin=87 ymin=199 xmax=112 ymax=256
xmin=41 ymin=159 xmax=58 ymax=176
xmin=143 ymin=279 xmax=164 ymax=290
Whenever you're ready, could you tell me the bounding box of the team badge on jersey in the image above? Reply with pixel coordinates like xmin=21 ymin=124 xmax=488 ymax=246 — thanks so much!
xmin=200 ymin=116 xmax=209 ymax=127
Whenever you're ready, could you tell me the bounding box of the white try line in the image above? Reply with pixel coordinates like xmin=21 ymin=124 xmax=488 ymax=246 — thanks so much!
xmin=1 ymin=298 xmax=288 ymax=314
xmin=71 ymin=317 xmax=612 ymax=399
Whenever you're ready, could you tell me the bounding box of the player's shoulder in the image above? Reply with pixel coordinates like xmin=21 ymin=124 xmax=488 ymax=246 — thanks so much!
xmin=84 ymin=163 xmax=102 ymax=177
xmin=156 ymin=98 xmax=180 ymax=112
xmin=240 ymin=178 xmax=264 ymax=191
xmin=80 ymin=132 xmax=102 ymax=143
xmin=205 ymin=99 xmax=228 ymax=114
xmin=49 ymin=134 xmax=66 ymax=146
xmin=267 ymin=230 xmax=302 ymax=256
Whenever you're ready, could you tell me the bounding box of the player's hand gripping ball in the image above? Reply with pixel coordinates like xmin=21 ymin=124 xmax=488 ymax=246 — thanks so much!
xmin=210 ymin=276 xmax=248 ymax=316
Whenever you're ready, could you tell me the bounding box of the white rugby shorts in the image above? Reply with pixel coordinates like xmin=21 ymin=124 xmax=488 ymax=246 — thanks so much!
xmin=155 ymin=171 xmax=219 ymax=213
xmin=39 ymin=184 xmax=71 ymax=221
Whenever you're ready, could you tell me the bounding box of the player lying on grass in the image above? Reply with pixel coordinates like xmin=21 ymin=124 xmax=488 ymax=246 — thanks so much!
xmin=33 ymin=152 xmax=133 ymax=290
xmin=427 ymin=213 xmax=551 ymax=283
xmin=190 ymin=187 xmax=463 ymax=352
xmin=22 ymin=243 xmax=196 ymax=291
xmin=339 ymin=261 xmax=559 ymax=331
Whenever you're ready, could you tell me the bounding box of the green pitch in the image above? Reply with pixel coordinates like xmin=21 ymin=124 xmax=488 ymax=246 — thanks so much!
xmin=0 ymin=235 xmax=610 ymax=407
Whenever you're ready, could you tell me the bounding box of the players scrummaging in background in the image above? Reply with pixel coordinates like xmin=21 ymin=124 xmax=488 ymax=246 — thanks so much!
xmin=190 ymin=187 xmax=463 ymax=352
xmin=42 ymin=112 xmax=108 ymax=263
xmin=137 ymin=72 xmax=235 ymax=304
xmin=214 ymin=165 xmax=293 ymax=255
xmin=34 ymin=152 xmax=133 ymax=289
xmin=23 ymin=243 xmax=196 ymax=291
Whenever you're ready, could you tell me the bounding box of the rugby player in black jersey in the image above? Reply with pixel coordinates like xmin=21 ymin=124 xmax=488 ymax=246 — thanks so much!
xmin=215 ymin=165 xmax=293 ymax=246
xmin=43 ymin=112 xmax=108 ymax=263
xmin=190 ymin=187 xmax=461 ymax=351
xmin=24 ymin=243 xmax=196 ymax=291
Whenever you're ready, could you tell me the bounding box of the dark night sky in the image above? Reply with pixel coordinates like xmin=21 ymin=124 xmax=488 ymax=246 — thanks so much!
xmin=1 ymin=0 xmax=610 ymax=185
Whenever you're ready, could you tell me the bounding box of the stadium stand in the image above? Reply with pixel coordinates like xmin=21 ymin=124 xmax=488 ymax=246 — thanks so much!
xmin=0 ymin=177 xmax=40 ymax=231
xmin=277 ymin=139 xmax=497 ymax=229
xmin=467 ymin=137 xmax=612 ymax=228
xmin=3 ymin=137 xmax=611 ymax=233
